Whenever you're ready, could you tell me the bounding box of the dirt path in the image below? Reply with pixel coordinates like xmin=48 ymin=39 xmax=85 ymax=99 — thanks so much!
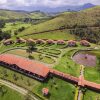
xmin=78 ymin=65 xmax=84 ymax=100
xmin=0 ymin=79 xmax=38 ymax=100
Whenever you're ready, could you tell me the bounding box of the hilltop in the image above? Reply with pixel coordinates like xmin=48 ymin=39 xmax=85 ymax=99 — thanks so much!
xmin=19 ymin=6 xmax=100 ymax=42
xmin=0 ymin=10 xmax=50 ymax=19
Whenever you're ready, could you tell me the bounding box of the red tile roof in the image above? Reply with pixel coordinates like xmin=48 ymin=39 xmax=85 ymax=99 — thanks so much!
xmin=0 ymin=54 xmax=50 ymax=77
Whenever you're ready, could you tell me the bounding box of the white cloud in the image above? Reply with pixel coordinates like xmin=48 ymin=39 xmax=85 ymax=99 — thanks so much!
xmin=0 ymin=0 xmax=99 ymax=9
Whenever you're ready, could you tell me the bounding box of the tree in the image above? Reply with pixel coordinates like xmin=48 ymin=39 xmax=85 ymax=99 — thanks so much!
xmin=26 ymin=41 xmax=36 ymax=57
xmin=0 ymin=85 xmax=7 ymax=96
xmin=14 ymin=30 xmax=18 ymax=36
xmin=18 ymin=27 xmax=25 ymax=32
xmin=13 ymin=74 xmax=18 ymax=81
xmin=0 ymin=30 xmax=11 ymax=40
xmin=0 ymin=20 xmax=5 ymax=28
xmin=27 ymin=41 xmax=36 ymax=51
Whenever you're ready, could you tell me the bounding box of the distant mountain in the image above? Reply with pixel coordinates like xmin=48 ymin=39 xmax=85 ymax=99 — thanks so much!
xmin=0 ymin=3 xmax=96 ymax=19
xmin=12 ymin=3 xmax=96 ymax=13
xmin=76 ymin=3 xmax=96 ymax=11
xmin=0 ymin=9 xmax=50 ymax=19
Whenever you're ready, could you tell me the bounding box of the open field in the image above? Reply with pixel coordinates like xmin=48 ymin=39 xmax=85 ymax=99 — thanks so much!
xmin=18 ymin=6 xmax=100 ymax=38
xmin=0 ymin=85 xmax=24 ymax=100
xmin=0 ymin=9 xmax=50 ymax=19
xmin=23 ymin=29 xmax=76 ymax=40
xmin=0 ymin=65 xmax=76 ymax=100
xmin=83 ymin=90 xmax=100 ymax=100
xmin=2 ymin=22 xmax=31 ymax=36
xmin=84 ymin=50 xmax=100 ymax=83
xmin=54 ymin=48 xmax=80 ymax=77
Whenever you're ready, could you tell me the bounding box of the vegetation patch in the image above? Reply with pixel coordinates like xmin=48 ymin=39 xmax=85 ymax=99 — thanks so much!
xmin=0 ymin=85 xmax=24 ymax=100
xmin=83 ymin=90 xmax=100 ymax=100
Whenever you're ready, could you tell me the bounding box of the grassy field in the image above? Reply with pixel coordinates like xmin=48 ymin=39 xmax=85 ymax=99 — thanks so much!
xmin=36 ymin=77 xmax=75 ymax=100
xmin=0 ymin=85 xmax=24 ymax=100
xmin=83 ymin=90 xmax=100 ymax=100
xmin=54 ymin=48 xmax=80 ymax=77
xmin=23 ymin=29 xmax=76 ymax=40
xmin=2 ymin=22 xmax=31 ymax=36
xmin=84 ymin=50 xmax=100 ymax=83
xmin=0 ymin=65 xmax=76 ymax=100
xmin=19 ymin=6 xmax=100 ymax=36
xmin=0 ymin=10 xmax=50 ymax=19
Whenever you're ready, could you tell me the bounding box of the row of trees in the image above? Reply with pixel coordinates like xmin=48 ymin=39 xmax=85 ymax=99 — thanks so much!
xmin=69 ymin=28 xmax=100 ymax=44
xmin=0 ymin=20 xmax=5 ymax=28
xmin=0 ymin=30 xmax=11 ymax=41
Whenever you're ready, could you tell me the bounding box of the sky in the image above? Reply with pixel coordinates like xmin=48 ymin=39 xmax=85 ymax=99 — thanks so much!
xmin=0 ymin=0 xmax=100 ymax=9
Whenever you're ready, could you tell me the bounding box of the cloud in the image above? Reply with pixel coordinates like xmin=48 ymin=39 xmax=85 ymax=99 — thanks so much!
xmin=0 ymin=0 xmax=99 ymax=9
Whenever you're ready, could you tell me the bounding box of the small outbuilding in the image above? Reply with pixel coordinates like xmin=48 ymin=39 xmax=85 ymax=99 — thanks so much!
xmin=80 ymin=40 xmax=90 ymax=47
xmin=57 ymin=40 xmax=65 ymax=45
xmin=67 ymin=40 xmax=77 ymax=47
xmin=3 ymin=39 xmax=14 ymax=45
xmin=16 ymin=37 xmax=26 ymax=43
xmin=42 ymin=88 xmax=49 ymax=96
xmin=26 ymin=38 xmax=36 ymax=44
xmin=36 ymin=39 xmax=45 ymax=44
xmin=46 ymin=39 xmax=55 ymax=44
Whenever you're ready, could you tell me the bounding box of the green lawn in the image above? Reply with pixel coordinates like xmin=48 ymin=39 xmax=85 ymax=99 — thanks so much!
xmin=84 ymin=50 xmax=100 ymax=83
xmin=83 ymin=90 xmax=100 ymax=100
xmin=85 ymin=67 xmax=100 ymax=84
xmin=0 ymin=66 xmax=41 ymax=91
xmin=2 ymin=22 xmax=31 ymax=36
xmin=0 ymin=85 xmax=24 ymax=100
xmin=6 ymin=49 xmax=55 ymax=64
xmin=22 ymin=29 xmax=76 ymax=40
xmin=36 ymin=77 xmax=76 ymax=100
xmin=54 ymin=48 xmax=80 ymax=77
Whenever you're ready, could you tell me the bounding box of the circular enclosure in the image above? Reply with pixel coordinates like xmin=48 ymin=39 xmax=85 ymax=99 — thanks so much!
xmin=72 ymin=51 xmax=97 ymax=67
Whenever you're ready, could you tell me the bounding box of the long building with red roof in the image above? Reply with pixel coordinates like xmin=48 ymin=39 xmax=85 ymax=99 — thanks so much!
xmin=0 ymin=54 xmax=50 ymax=81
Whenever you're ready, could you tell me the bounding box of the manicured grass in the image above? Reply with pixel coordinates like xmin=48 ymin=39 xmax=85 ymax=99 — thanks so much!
xmin=0 ymin=43 xmax=26 ymax=53
xmin=54 ymin=49 xmax=80 ymax=77
xmin=40 ymin=56 xmax=55 ymax=64
xmin=38 ymin=48 xmax=61 ymax=55
xmin=36 ymin=77 xmax=76 ymax=100
xmin=22 ymin=29 xmax=76 ymax=40
xmin=0 ymin=85 xmax=24 ymax=100
xmin=85 ymin=67 xmax=100 ymax=84
xmin=6 ymin=49 xmax=55 ymax=64
xmin=84 ymin=50 xmax=100 ymax=83
xmin=83 ymin=90 xmax=100 ymax=100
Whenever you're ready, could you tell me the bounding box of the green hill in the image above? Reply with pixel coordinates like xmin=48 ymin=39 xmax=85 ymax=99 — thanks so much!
xmin=18 ymin=6 xmax=100 ymax=42
xmin=30 ymin=11 xmax=50 ymax=19
xmin=0 ymin=10 xmax=50 ymax=19
xmin=0 ymin=10 xmax=30 ymax=19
